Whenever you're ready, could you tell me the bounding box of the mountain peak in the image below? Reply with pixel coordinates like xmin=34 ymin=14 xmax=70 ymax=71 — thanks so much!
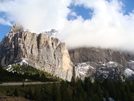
xmin=43 ymin=29 xmax=58 ymax=38
xmin=0 ymin=25 xmax=73 ymax=81
xmin=9 ymin=24 xmax=23 ymax=33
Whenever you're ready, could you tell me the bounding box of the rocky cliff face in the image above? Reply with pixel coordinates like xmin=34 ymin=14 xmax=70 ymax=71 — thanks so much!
xmin=0 ymin=24 xmax=73 ymax=81
xmin=69 ymin=47 xmax=134 ymax=80
xmin=69 ymin=47 xmax=134 ymax=66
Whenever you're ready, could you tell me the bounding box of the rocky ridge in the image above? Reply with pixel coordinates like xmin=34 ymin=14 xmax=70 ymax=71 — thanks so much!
xmin=69 ymin=48 xmax=134 ymax=80
xmin=0 ymin=24 xmax=73 ymax=81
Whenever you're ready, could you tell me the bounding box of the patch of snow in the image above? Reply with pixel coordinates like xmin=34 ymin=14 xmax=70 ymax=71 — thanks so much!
xmin=6 ymin=65 xmax=12 ymax=71
xmin=108 ymin=61 xmax=115 ymax=64
xmin=75 ymin=62 xmax=94 ymax=75
xmin=6 ymin=65 xmax=13 ymax=72
xmin=6 ymin=58 xmax=29 ymax=73
xmin=124 ymin=68 xmax=134 ymax=77
xmin=112 ymin=69 xmax=115 ymax=71
xmin=128 ymin=60 xmax=134 ymax=70
xmin=102 ymin=63 xmax=106 ymax=66
xmin=14 ymin=58 xmax=28 ymax=65
xmin=130 ymin=60 xmax=134 ymax=63
xmin=106 ymin=61 xmax=118 ymax=68
xmin=99 ymin=70 xmax=109 ymax=74
xmin=19 ymin=59 xmax=28 ymax=65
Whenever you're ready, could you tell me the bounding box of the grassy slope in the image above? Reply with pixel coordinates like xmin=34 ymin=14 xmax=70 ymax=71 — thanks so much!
xmin=0 ymin=84 xmax=53 ymax=101
xmin=0 ymin=64 xmax=61 ymax=82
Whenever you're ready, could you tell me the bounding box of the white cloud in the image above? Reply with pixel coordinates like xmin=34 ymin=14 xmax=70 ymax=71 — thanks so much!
xmin=0 ymin=0 xmax=134 ymax=52
xmin=0 ymin=17 xmax=12 ymax=26
xmin=0 ymin=0 xmax=72 ymax=32
xmin=59 ymin=0 xmax=134 ymax=52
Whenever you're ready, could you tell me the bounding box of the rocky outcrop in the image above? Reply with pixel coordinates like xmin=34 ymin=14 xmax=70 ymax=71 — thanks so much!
xmin=75 ymin=61 xmax=126 ymax=81
xmin=0 ymin=24 xmax=73 ymax=81
xmin=69 ymin=47 xmax=134 ymax=81
xmin=69 ymin=47 xmax=134 ymax=67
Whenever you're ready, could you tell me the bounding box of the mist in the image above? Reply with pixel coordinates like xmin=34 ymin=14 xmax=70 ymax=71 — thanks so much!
xmin=0 ymin=0 xmax=134 ymax=52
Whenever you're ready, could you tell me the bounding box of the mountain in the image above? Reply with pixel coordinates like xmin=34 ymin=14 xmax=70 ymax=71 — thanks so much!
xmin=43 ymin=29 xmax=58 ymax=38
xmin=0 ymin=24 xmax=73 ymax=81
xmin=69 ymin=47 xmax=134 ymax=80
xmin=1 ymin=24 xmax=134 ymax=81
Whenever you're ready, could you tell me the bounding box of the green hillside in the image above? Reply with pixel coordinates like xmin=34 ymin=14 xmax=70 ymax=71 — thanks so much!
xmin=0 ymin=64 xmax=60 ymax=82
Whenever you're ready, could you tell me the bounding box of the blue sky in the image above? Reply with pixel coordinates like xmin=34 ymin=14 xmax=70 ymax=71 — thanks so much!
xmin=122 ymin=0 xmax=134 ymax=14
xmin=0 ymin=0 xmax=134 ymax=51
xmin=68 ymin=0 xmax=134 ymax=20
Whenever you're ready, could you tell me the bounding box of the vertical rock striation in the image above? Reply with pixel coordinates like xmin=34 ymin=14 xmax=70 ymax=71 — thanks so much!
xmin=0 ymin=24 xmax=73 ymax=81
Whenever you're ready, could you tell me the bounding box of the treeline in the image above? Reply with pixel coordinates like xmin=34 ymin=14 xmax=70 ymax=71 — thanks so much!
xmin=45 ymin=78 xmax=134 ymax=101
xmin=6 ymin=77 xmax=134 ymax=101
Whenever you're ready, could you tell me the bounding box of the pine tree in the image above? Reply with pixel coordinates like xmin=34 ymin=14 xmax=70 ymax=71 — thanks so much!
xmin=60 ymin=81 xmax=71 ymax=101
xmin=121 ymin=91 xmax=128 ymax=101
xmin=52 ymin=82 xmax=61 ymax=101
xmin=40 ymin=73 xmax=46 ymax=81
xmin=33 ymin=87 xmax=41 ymax=101
xmin=41 ymin=86 xmax=52 ymax=101
xmin=71 ymin=76 xmax=76 ymax=87
xmin=91 ymin=93 xmax=100 ymax=101
xmin=76 ymin=79 xmax=88 ymax=101
xmin=105 ymin=90 xmax=110 ymax=101
xmin=27 ymin=88 xmax=33 ymax=100
xmin=14 ymin=88 xmax=19 ymax=97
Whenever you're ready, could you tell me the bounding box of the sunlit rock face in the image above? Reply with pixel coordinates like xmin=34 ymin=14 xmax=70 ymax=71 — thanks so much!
xmin=0 ymin=24 xmax=73 ymax=81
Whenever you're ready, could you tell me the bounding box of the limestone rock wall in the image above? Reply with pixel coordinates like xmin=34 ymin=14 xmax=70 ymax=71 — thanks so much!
xmin=0 ymin=24 xmax=73 ymax=81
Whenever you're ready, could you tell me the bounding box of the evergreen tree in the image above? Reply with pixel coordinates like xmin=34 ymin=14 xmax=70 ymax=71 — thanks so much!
xmin=40 ymin=73 xmax=46 ymax=81
xmin=122 ymin=92 xmax=128 ymax=101
xmin=60 ymin=81 xmax=71 ymax=101
xmin=14 ymin=88 xmax=19 ymax=97
xmin=71 ymin=76 xmax=76 ymax=87
xmin=33 ymin=87 xmax=41 ymax=101
xmin=27 ymin=88 xmax=33 ymax=100
xmin=41 ymin=86 xmax=52 ymax=101
xmin=75 ymin=79 xmax=88 ymax=101
xmin=91 ymin=93 xmax=100 ymax=101
xmin=105 ymin=90 xmax=110 ymax=101
xmin=52 ymin=82 xmax=61 ymax=101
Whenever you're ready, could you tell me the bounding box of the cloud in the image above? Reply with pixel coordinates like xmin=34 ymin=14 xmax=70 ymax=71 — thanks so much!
xmin=0 ymin=0 xmax=134 ymax=52
xmin=0 ymin=17 xmax=12 ymax=26
xmin=59 ymin=0 xmax=134 ymax=52
xmin=0 ymin=0 xmax=72 ymax=32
